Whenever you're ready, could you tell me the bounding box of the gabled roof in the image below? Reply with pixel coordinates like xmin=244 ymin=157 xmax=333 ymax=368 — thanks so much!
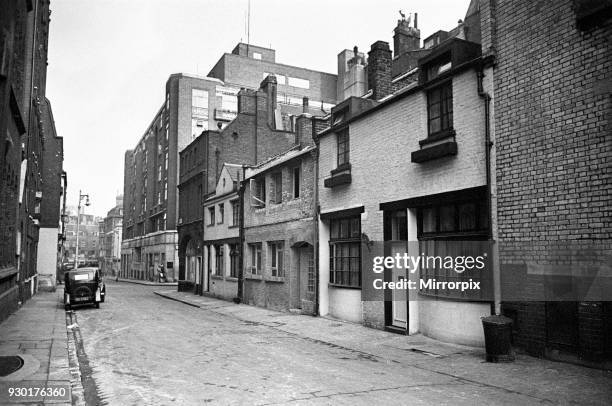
xmin=245 ymin=145 xmax=315 ymax=180
xmin=223 ymin=163 xmax=243 ymax=182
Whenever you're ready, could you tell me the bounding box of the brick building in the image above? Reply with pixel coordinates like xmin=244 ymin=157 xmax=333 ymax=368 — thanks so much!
xmin=242 ymin=115 xmax=322 ymax=313
xmin=177 ymin=132 xmax=206 ymax=289
xmin=64 ymin=209 xmax=102 ymax=263
xmin=480 ymin=0 xmax=612 ymax=366
xmin=177 ymin=75 xmax=327 ymax=292
xmin=122 ymin=43 xmax=337 ymax=283
xmin=99 ymin=195 xmax=123 ymax=277
xmin=36 ymin=99 xmax=65 ymax=291
xmin=201 ymin=164 xmax=243 ymax=300
xmin=0 ymin=0 xmax=63 ymax=322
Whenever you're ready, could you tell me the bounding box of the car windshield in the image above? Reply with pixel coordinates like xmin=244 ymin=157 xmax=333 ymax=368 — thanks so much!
xmin=69 ymin=271 xmax=94 ymax=281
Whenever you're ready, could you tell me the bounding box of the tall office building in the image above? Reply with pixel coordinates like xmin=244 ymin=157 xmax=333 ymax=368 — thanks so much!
xmin=121 ymin=43 xmax=337 ymax=281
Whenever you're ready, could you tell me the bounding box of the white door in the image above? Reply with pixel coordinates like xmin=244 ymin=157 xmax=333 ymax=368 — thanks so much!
xmin=391 ymin=241 xmax=408 ymax=328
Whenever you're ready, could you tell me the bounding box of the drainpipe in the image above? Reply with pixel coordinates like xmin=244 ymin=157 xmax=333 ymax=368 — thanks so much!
xmin=237 ymin=166 xmax=246 ymax=303
xmin=312 ymin=144 xmax=320 ymax=316
xmin=477 ymin=68 xmax=500 ymax=316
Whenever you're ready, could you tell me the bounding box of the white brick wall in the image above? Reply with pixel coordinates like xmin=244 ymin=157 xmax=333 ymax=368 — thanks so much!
xmin=318 ymin=68 xmax=489 ymax=337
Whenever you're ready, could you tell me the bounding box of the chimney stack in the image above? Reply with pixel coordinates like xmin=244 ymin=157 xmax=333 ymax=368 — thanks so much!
xmin=394 ymin=15 xmax=421 ymax=56
xmin=260 ymin=74 xmax=278 ymax=128
xmin=367 ymin=41 xmax=393 ymax=101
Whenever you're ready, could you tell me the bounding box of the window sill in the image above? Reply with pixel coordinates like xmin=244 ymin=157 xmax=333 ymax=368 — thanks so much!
xmin=417 ymin=290 xmax=490 ymax=302
xmin=328 ymin=283 xmax=362 ymax=290
xmin=411 ymin=141 xmax=457 ymax=163
xmin=226 ymin=276 xmax=239 ymax=282
xmin=331 ymin=163 xmax=351 ymax=175
xmin=211 ymin=275 xmax=224 ymax=280
xmin=265 ymin=276 xmax=286 ymax=283
xmin=245 ymin=273 xmax=262 ymax=280
xmin=324 ymin=164 xmax=352 ymax=188
xmin=419 ymin=129 xmax=456 ymax=147
xmin=228 ymin=225 xmax=239 ymax=229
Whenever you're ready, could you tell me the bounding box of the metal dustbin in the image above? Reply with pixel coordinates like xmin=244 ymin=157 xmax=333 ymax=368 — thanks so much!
xmin=481 ymin=315 xmax=515 ymax=362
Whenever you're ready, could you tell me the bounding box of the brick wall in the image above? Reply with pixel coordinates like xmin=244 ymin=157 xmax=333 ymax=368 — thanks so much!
xmin=491 ymin=0 xmax=612 ymax=360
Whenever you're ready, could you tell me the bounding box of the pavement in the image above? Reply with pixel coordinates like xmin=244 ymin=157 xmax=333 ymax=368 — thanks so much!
xmin=153 ymin=288 xmax=612 ymax=405
xmin=0 ymin=287 xmax=79 ymax=405
xmin=115 ymin=277 xmax=177 ymax=287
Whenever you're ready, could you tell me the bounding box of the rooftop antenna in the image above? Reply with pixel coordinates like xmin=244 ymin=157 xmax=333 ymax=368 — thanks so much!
xmin=247 ymin=0 xmax=251 ymax=54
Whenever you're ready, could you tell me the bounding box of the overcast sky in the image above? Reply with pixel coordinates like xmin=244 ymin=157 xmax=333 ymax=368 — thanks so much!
xmin=46 ymin=0 xmax=470 ymax=217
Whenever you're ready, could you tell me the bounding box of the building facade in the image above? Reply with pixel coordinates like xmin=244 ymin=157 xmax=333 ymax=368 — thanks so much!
xmin=64 ymin=209 xmax=102 ymax=263
xmin=242 ymin=116 xmax=320 ymax=313
xmin=99 ymin=195 xmax=123 ymax=277
xmin=122 ymin=43 xmax=337 ymax=283
xmin=485 ymin=0 xmax=612 ymax=366
xmin=0 ymin=0 xmax=63 ymax=322
xmin=36 ymin=99 xmax=65 ymax=291
xmin=201 ymin=164 xmax=243 ymax=300
xmin=177 ymin=75 xmax=325 ymax=292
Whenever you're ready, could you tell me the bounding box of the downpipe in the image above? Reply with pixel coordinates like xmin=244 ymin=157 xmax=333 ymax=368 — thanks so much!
xmin=477 ymin=69 xmax=501 ymax=316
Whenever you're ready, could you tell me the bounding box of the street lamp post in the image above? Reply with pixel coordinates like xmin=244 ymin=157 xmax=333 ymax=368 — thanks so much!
xmin=74 ymin=190 xmax=90 ymax=268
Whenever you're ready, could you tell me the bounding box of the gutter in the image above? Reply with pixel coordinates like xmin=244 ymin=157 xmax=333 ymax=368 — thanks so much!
xmin=312 ymin=143 xmax=320 ymax=316
xmin=237 ymin=166 xmax=246 ymax=303
xmin=477 ymin=68 xmax=500 ymax=316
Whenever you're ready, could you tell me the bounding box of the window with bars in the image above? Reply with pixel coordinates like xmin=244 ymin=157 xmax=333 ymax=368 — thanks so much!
xmin=270 ymin=172 xmax=282 ymax=204
xmin=337 ymin=129 xmax=350 ymax=167
xmin=292 ymin=166 xmax=300 ymax=199
xmin=218 ymin=204 xmax=224 ymax=224
xmin=249 ymin=243 xmax=262 ymax=275
xmin=208 ymin=207 xmax=215 ymax=225
xmin=427 ymin=82 xmax=453 ymax=136
xmin=269 ymin=241 xmax=284 ymax=277
xmin=230 ymin=244 xmax=240 ymax=278
xmin=230 ymin=200 xmax=240 ymax=226
xmin=215 ymin=244 xmax=224 ymax=276
xmin=307 ymin=256 xmax=315 ymax=293
xmin=329 ymin=216 xmax=361 ymax=288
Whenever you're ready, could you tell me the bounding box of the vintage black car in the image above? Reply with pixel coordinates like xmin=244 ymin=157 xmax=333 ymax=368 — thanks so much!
xmin=63 ymin=267 xmax=105 ymax=310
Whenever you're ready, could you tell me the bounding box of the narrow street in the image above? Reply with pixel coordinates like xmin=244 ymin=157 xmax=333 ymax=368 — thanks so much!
xmin=69 ymin=281 xmax=612 ymax=405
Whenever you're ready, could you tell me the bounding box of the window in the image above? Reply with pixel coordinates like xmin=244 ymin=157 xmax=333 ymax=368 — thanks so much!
xmin=269 ymin=242 xmax=284 ymax=277
xmin=215 ymin=244 xmax=224 ymax=276
xmin=427 ymin=82 xmax=453 ymax=136
xmin=230 ymin=244 xmax=240 ymax=278
xmin=417 ymin=198 xmax=489 ymax=300
xmin=231 ymin=200 xmax=240 ymax=226
xmin=208 ymin=207 xmax=215 ymax=225
xmin=329 ymin=216 xmax=361 ymax=287
xmin=218 ymin=204 xmax=224 ymax=224
xmin=292 ymin=166 xmax=300 ymax=199
xmin=337 ymin=129 xmax=349 ymax=167
xmin=253 ymin=52 xmax=262 ymax=60
xmin=426 ymin=54 xmax=452 ymax=81
xmin=288 ymin=77 xmax=310 ymax=89
xmin=307 ymin=256 xmax=315 ymax=293
xmin=271 ymin=172 xmax=282 ymax=204
xmin=249 ymin=243 xmax=262 ymax=274
xmin=251 ymin=178 xmax=266 ymax=207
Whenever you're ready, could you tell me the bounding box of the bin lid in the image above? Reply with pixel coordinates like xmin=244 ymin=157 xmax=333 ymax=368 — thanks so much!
xmin=481 ymin=315 xmax=513 ymax=325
